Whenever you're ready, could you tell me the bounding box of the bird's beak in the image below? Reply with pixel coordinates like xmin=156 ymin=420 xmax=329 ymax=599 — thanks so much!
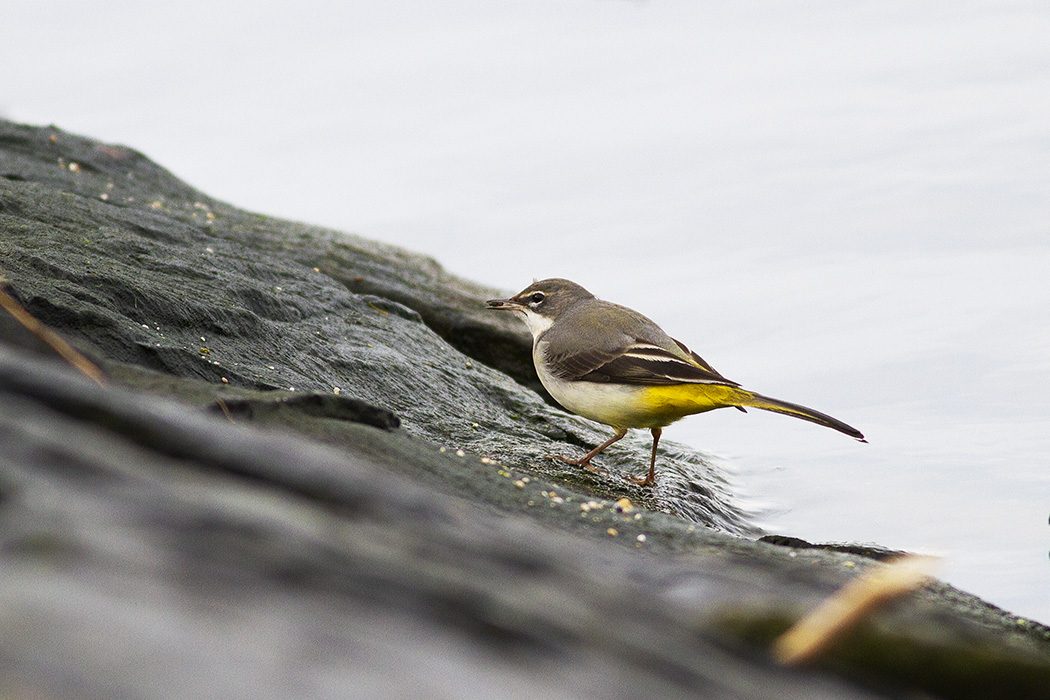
xmin=485 ymin=297 xmax=524 ymax=310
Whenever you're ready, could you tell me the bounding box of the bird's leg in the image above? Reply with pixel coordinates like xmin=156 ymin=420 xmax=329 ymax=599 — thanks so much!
xmin=551 ymin=428 xmax=628 ymax=474
xmin=627 ymin=427 xmax=661 ymax=487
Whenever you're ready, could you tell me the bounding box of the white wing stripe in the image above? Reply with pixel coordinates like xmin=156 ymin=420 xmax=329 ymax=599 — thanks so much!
xmin=622 ymin=352 xmax=689 ymax=363
xmin=612 ymin=354 xmax=728 ymax=385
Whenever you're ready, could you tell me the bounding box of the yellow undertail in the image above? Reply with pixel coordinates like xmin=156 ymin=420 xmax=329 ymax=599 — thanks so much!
xmin=640 ymin=383 xmax=865 ymax=440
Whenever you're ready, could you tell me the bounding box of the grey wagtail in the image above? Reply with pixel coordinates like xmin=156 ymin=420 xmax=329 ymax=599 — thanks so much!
xmin=487 ymin=278 xmax=865 ymax=486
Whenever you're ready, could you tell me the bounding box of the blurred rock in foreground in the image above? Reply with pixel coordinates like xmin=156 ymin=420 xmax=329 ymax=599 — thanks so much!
xmin=2 ymin=119 xmax=1049 ymax=699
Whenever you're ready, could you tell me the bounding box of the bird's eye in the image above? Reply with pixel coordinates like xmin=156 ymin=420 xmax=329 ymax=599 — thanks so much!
xmin=529 ymin=292 xmax=545 ymax=304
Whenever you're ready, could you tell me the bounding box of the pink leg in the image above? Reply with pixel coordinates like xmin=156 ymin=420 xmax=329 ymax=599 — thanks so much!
xmin=551 ymin=428 xmax=628 ymax=474
xmin=627 ymin=427 xmax=661 ymax=486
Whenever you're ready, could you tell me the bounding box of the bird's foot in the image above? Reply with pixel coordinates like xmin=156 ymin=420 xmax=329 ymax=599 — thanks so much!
xmin=546 ymin=453 xmax=607 ymax=475
xmin=626 ymin=472 xmax=655 ymax=487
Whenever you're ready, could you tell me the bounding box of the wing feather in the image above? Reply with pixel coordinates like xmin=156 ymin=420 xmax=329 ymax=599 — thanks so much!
xmin=538 ymin=299 xmax=738 ymax=387
xmin=546 ymin=337 xmax=738 ymax=387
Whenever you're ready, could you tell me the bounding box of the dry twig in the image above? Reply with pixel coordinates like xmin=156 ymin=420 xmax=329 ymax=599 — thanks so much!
xmin=773 ymin=554 xmax=938 ymax=666
xmin=0 ymin=281 xmax=107 ymax=387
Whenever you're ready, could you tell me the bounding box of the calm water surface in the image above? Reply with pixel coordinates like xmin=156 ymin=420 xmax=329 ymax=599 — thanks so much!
xmin=4 ymin=1 xmax=1049 ymax=622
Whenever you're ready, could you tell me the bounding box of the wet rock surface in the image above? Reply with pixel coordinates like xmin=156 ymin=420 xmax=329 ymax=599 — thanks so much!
xmin=0 ymin=119 xmax=746 ymax=530
xmin=2 ymin=119 xmax=1049 ymax=699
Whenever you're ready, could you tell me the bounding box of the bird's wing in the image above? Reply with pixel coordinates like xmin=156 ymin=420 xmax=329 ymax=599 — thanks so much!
xmin=574 ymin=338 xmax=739 ymax=386
xmin=541 ymin=302 xmax=738 ymax=386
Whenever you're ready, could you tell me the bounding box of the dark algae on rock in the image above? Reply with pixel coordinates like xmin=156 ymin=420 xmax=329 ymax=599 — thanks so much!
xmin=2 ymin=119 xmax=1050 ymax=699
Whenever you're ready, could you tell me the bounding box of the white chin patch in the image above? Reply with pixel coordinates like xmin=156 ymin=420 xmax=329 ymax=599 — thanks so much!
xmin=519 ymin=309 xmax=554 ymax=338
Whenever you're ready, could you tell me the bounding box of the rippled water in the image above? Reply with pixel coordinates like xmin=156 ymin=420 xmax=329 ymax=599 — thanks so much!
xmin=5 ymin=1 xmax=1049 ymax=622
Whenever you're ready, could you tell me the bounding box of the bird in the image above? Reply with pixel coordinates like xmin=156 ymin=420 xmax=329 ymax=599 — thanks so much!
xmin=486 ymin=278 xmax=865 ymax=486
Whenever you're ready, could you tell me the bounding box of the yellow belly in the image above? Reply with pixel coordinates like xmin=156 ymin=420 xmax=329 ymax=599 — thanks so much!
xmin=539 ymin=367 xmax=748 ymax=430
xmin=635 ymin=383 xmax=745 ymax=426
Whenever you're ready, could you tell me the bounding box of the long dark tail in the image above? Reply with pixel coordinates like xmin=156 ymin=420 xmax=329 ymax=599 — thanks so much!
xmin=739 ymin=391 xmax=866 ymax=441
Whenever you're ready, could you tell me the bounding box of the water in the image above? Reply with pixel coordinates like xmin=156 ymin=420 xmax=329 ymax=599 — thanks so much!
xmin=4 ymin=1 xmax=1049 ymax=623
